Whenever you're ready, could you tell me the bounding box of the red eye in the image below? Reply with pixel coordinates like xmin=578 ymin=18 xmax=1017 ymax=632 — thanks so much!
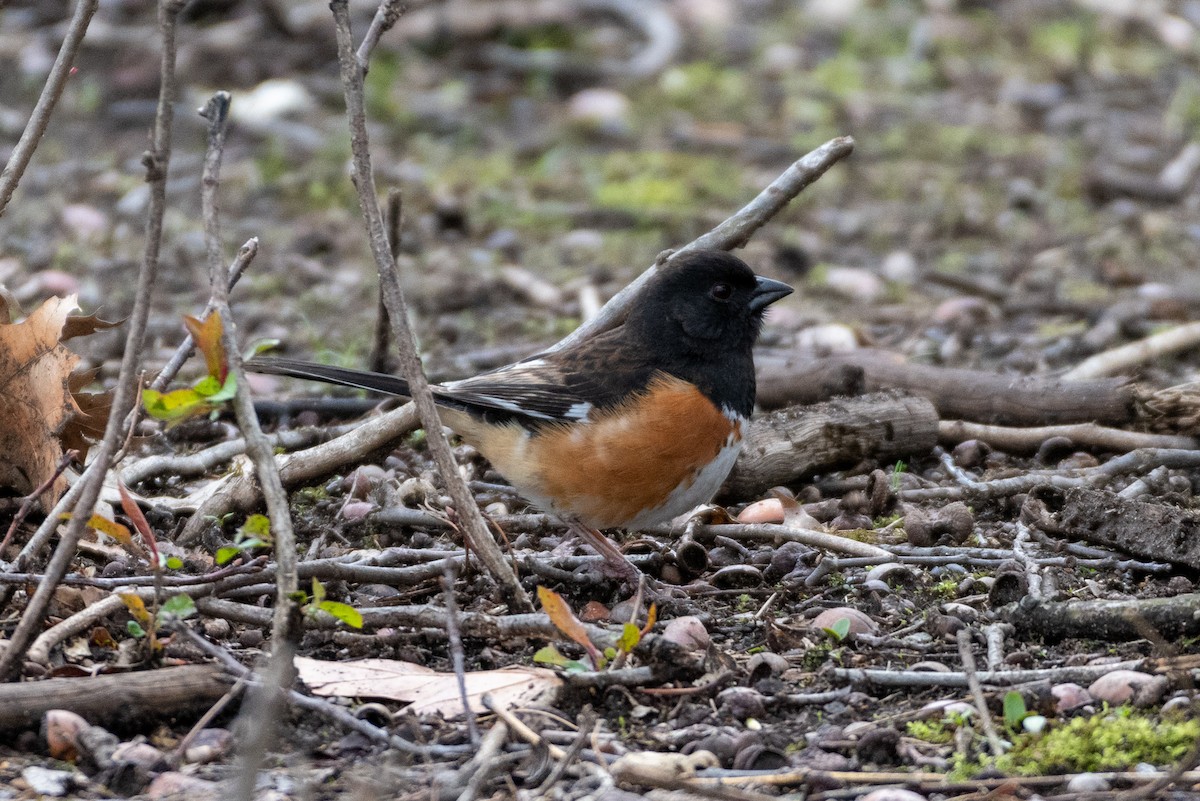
xmin=710 ymin=282 xmax=733 ymax=300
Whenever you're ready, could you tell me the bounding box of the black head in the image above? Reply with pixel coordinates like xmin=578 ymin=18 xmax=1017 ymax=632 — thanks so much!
xmin=622 ymin=250 xmax=792 ymax=414
xmin=626 ymin=250 xmax=791 ymax=349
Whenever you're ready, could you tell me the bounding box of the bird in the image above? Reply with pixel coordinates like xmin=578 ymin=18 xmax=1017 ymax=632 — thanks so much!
xmin=250 ymin=249 xmax=792 ymax=583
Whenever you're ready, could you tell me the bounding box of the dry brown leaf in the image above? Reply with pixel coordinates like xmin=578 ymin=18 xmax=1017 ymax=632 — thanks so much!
xmin=0 ymin=295 xmax=83 ymax=508
xmin=61 ymin=312 xmax=123 ymax=341
xmin=294 ymin=656 xmax=562 ymax=717
xmin=62 ymin=368 xmax=111 ymax=463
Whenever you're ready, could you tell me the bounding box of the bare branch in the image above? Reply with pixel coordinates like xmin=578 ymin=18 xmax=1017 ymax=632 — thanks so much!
xmin=197 ymin=90 xmax=300 ymax=651
xmin=329 ymin=0 xmax=532 ymax=612
xmin=355 ymin=0 xmax=406 ymax=70
xmin=151 ymin=237 xmax=259 ymax=392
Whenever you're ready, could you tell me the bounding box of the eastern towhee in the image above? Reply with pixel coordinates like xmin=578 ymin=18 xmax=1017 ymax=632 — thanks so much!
xmin=251 ymin=249 xmax=792 ymax=582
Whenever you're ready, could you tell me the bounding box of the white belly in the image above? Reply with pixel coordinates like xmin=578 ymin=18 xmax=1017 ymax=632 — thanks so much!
xmin=622 ymin=432 xmax=743 ymax=530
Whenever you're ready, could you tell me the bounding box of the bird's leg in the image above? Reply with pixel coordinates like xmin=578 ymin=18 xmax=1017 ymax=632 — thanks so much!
xmin=564 ymin=520 xmax=692 ymax=604
xmin=564 ymin=519 xmax=645 ymax=587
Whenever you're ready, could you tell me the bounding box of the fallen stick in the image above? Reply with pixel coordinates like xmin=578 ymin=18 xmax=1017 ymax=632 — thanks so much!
xmin=938 ymin=420 xmax=1199 ymax=453
xmin=755 ymin=348 xmax=1134 ymax=426
xmin=0 ymin=663 xmax=228 ymax=732
xmin=723 ymin=391 xmax=937 ymax=498
xmin=1010 ymin=592 xmax=1200 ymax=643
xmin=1064 ymin=320 xmax=1200 ymax=380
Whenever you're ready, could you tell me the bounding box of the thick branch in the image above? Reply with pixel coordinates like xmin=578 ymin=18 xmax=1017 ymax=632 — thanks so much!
xmin=552 ymin=136 xmax=854 ymax=352
xmin=755 ymin=349 xmax=1135 ymax=427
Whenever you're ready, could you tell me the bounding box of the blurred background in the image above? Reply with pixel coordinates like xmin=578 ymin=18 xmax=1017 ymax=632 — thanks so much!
xmin=0 ymin=0 xmax=1197 ymax=388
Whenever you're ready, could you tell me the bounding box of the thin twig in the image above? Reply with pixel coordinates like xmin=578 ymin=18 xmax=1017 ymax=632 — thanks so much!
xmin=443 ymin=563 xmax=481 ymax=745
xmin=368 ymin=190 xmax=402 ymax=373
xmin=0 ymin=0 xmax=184 ymax=680
xmin=173 ymin=623 xmax=471 ymax=758
xmin=151 ymin=237 xmax=260 ymax=392
xmin=197 ymin=91 xmax=299 ymax=652
xmin=831 ymin=658 xmax=1147 ymax=688
xmin=482 ymin=693 xmax=568 ymax=760
xmin=355 ymin=0 xmax=406 ymax=71
xmin=329 ymin=0 xmax=532 ymax=612
xmin=453 ymin=719 xmax=512 ymax=801
xmin=233 ymin=640 xmax=293 ymax=801
xmin=939 ymin=419 xmax=1198 ymax=453
xmin=956 ymin=628 xmax=1005 ymax=758
xmin=172 ymin=674 xmax=248 ymax=765
xmin=0 ymin=0 xmax=99 ymax=217
xmin=1064 ymin=320 xmax=1200 ymax=380
xmin=696 ymin=522 xmax=892 ymax=558
xmin=901 ymin=447 xmax=1200 ymax=503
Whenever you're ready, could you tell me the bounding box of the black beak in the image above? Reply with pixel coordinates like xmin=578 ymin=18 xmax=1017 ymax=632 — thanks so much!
xmin=749 ymin=275 xmax=793 ymax=311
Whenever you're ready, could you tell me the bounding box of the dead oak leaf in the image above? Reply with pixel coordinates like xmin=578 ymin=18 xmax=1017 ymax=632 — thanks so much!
xmin=0 ymin=295 xmax=84 ymax=508
xmin=61 ymin=368 xmax=112 ymax=463
xmin=294 ymin=656 xmax=562 ymax=717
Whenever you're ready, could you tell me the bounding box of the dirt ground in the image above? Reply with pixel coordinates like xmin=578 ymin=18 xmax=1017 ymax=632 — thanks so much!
xmin=5 ymin=0 xmax=1200 ymax=798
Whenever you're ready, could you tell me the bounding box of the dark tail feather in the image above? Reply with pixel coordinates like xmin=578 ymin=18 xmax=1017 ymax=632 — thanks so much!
xmin=248 ymin=357 xmax=412 ymax=397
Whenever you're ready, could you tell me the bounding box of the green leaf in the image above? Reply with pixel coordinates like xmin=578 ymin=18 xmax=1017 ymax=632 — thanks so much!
xmin=317 ymin=601 xmax=363 ymax=629
xmin=825 ymin=617 xmax=851 ymax=641
xmin=143 ymin=387 xmax=213 ymax=422
xmin=165 ymin=556 xmax=184 ymax=570
xmin=203 ymin=373 xmax=238 ymax=403
xmin=193 ymin=375 xmax=222 ymax=397
xmin=534 ymin=645 xmax=571 ymax=667
xmin=239 ymin=514 xmax=271 ymax=542
xmin=127 ymin=620 xmax=146 ymax=638
xmin=159 ymin=594 xmax=197 ymax=621
xmin=215 ymin=546 xmax=240 ymax=565
xmin=311 ymin=577 xmax=326 ymax=605
xmin=617 ymin=622 xmax=641 ymax=654
xmin=1003 ymin=690 xmax=1027 ymax=727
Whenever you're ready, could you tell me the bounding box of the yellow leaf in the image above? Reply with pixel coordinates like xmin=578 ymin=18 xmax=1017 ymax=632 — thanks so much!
xmin=142 ymin=387 xmax=214 ymax=423
xmin=537 ymin=586 xmax=601 ymax=665
xmin=183 ymin=313 xmax=227 ymax=382
xmin=118 ymin=592 xmax=152 ymax=627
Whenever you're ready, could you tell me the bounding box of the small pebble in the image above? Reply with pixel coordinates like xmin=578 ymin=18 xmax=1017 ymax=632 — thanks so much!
xmin=1051 ymin=682 xmax=1093 ymax=713
xmin=822 ymin=266 xmax=884 ymax=303
xmin=716 ymin=687 xmax=766 ymax=721
xmin=810 ymin=607 xmax=878 ymax=636
xmin=21 ymin=766 xmax=75 ymax=797
xmin=880 ymin=250 xmax=918 ymax=284
xmin=661 ymin=616 xmax=710 ymax=651
xmin=795 ymin=323 xmax=859 ymax=354
xmin=1066 ymin=773 xmax=1110 ymax=793
xmin=858 ymin=788 xmax=925 ymax=801
xmin=567 ymin=88 xmax=631 ymax=134
xmin=1087 ymin=670 xmax=1157 ymax=705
